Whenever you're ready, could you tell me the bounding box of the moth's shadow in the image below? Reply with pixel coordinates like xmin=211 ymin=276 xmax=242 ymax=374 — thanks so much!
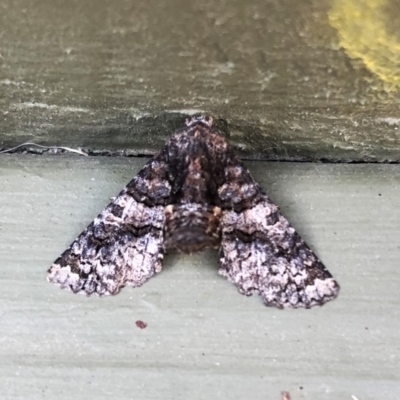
xmin=163 ymin=249 xmax=220 ymax=272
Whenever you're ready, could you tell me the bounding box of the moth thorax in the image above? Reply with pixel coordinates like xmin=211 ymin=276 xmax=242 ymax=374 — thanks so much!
xmin=164 ymin=203 xmax=222 ymax=253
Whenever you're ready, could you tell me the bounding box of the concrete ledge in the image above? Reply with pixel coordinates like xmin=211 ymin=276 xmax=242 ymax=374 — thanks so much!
xmin=1 ymin=0 xmax=400 ymax=161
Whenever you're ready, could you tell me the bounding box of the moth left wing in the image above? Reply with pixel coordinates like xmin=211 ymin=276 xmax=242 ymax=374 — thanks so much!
xmin=218 ymin=161 xmax=339 ymax=308
xmin=48 ymin=154 xmax=171 ymax=296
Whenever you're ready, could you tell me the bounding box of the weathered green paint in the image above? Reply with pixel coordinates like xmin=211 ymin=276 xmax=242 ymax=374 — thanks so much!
xmin=0 ymin=154 xmax=399 ymax=399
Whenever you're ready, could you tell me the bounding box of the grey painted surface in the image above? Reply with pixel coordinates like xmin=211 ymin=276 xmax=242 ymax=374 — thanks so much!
xmin=1 ymin=0 xmax=400 ymax=161
xmin=0 ymin=154 xmax=399 ymax=399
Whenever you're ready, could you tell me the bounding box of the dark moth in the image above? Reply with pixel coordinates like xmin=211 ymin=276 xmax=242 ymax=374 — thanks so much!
xmin=48 ymin=116 xmax=339 ymax=308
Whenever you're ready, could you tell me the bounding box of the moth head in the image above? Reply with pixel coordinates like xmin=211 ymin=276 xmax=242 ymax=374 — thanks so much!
xmin=185 ymin=115 xmax=213 ymax=128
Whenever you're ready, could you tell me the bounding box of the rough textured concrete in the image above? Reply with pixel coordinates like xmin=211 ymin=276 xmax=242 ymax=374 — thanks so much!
xmin=1 ymin=154 xmax=399 ymax=400
xmin=1 ymin=0 xmax=400 ymax=161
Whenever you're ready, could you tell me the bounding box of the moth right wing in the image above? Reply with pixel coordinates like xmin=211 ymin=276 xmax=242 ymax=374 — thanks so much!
xmin=48 ymin=154 xmax=171 ymax=296
xmin=218 ymin=159 xmax=339 ymax=309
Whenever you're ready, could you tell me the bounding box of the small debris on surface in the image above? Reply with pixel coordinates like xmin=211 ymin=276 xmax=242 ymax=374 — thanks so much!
xmin=135 ymin=320 xmax=148 ymax=329
xmin=281 ymin=391 xmax=291 ymax=400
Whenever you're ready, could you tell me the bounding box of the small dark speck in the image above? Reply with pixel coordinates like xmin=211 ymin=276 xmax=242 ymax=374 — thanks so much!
xmin=365 ymin=327 xmax=369 ymax=330
xmin=135 ymin=320 xmax=147 ymax=329
xmin=299 ymin=386 xmax=303 ymax=390
xmin=378 ymin=193 xmax=382 ymax=196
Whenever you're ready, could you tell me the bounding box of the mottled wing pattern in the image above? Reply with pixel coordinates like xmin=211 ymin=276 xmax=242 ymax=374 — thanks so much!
xmin=48 ymin=154 xmax=171 ymax=295
xmin=218 ymin=159 xmax=339 ymax=308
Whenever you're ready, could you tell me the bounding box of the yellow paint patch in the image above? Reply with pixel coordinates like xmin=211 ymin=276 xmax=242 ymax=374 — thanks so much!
xmin=329 ymin=0 xmax=400 ymax=89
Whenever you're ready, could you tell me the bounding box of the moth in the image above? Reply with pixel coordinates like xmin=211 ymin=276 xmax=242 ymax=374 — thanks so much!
xmin=48 ymin=116 xmax=339 ymax=308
